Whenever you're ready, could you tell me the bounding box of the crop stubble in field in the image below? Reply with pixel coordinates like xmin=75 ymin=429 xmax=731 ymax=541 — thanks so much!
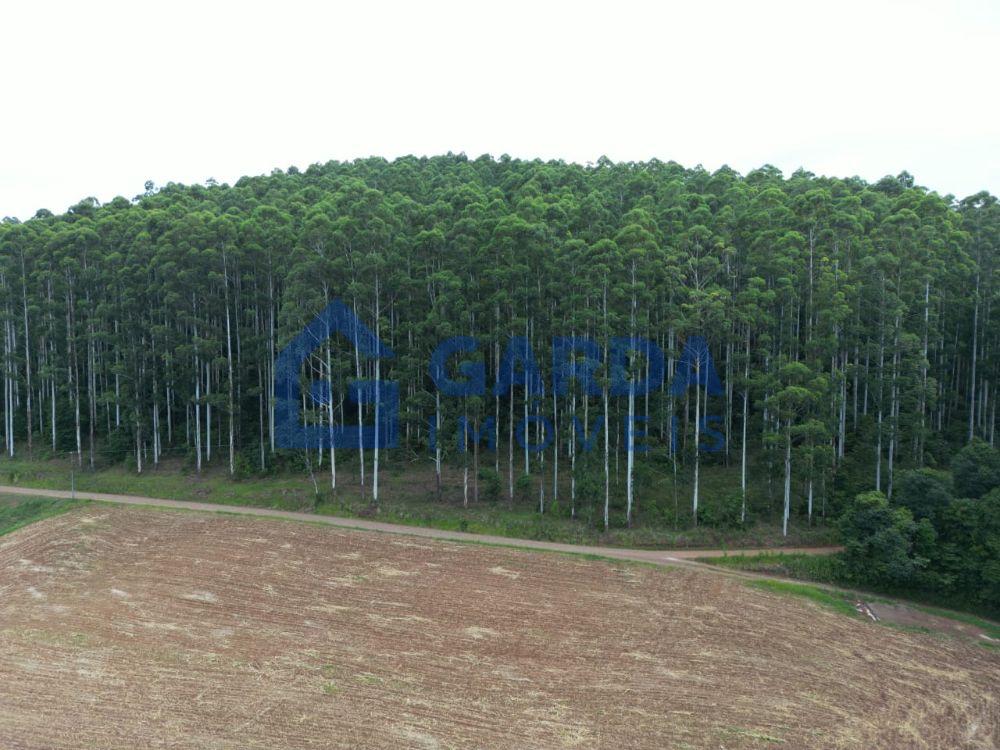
xmin=0 ymin=507 xmax=996 ymax=749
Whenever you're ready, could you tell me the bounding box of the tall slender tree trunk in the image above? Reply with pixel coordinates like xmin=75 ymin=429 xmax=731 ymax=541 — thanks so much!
xmin=20 ymin=257 xmax=32 ymax=457
xmin=626 ymin=381 xmax=634 ymax=527
xmin=741 ymin=327 xmax=749 ymax=523
xmin=435 ymin=389 xmax=442 ymax=500
xmin=692 ymin=356 xmax=701 ymax=525
xmin=352 ymin=298 xmax=365 ymax=498
xmin=326 ymin=343 xmax=336 ymax=492
xmin=193 ymin=311 xmax=202 ymax=475
xmin=603 ymin=384 xmax=610 ymax=532
xmin=508 ymin=348 xmax=514 ymax=506
xmin=918 ymin=280 xmax=930 ymax=464
xmin=783 ymin=419 xmax=792 ymax=537
xmin=969 ymin=272 xmax=980 ymax=442
xmin=372 ymin=276 xmax=381 ymax=507
xmin=223 ymin=251 xmax=235 ymax=476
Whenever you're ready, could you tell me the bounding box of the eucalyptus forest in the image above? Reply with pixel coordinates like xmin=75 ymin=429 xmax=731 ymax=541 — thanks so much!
xmin=1 ymin=156 xmax=998 ymax=554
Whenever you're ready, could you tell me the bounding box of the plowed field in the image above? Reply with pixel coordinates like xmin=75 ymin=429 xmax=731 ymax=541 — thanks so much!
xmin=0 ymin=506 xmax=996 ymax=749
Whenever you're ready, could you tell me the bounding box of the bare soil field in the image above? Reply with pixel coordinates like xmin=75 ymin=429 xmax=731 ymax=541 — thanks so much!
xmin=0 ymin=506 xmax=996 ymax=749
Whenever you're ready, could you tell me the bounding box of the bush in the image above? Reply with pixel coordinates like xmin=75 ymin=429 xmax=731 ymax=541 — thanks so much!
xmin=698 ymin=490 xmax=745 ymax=528
xmin=477 ymin=467 xmax=501 ymax=502
xmin=839 ymin=491 xmax=927 ymax=587
xmin=933 ymin=489 xmax=1000 ymax=609
xmin=893 ymin=468 xmax=952 ymax=520
xmin=950 ymin=439 xmax=1000 ymax=498
xmin=232 ymin=450 xmax=256 ymax=479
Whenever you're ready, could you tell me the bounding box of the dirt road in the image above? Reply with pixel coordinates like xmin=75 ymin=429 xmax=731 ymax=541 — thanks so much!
xmin=0 ymin=484 xmax=840 ymax=564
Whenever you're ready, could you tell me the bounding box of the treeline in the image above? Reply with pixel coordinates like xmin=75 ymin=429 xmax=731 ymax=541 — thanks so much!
xmin=0 ymin=155 xmax=998 ymax=532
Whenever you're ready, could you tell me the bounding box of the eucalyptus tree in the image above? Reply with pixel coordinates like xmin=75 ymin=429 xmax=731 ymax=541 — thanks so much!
xmin=676 ymin=218 xmax=727 ymax=523
xmin=613 ymin=208 xmax=658 ymax=526
xmin=770 ymin=360 xmax=825 ymax=535
xmin=587 ymin=238 xmax=618 ymax=530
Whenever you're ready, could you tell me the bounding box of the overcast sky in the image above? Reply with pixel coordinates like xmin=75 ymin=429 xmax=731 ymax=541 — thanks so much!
xmin=1 ymin=0 xmax=997 ymax=221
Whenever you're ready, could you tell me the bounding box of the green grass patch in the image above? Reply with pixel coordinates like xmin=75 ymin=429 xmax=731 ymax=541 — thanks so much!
xmin=0 ymin=495 xmax=84 ymax=536
xmin=700 ymin=552 xmax=842 ymax=584
xmin=746 ymin=579 xmax=858 ymax=618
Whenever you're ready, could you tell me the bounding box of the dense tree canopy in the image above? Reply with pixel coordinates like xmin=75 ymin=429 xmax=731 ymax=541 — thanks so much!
xmin=839 ymin=439 xmax=1000 ymax=611
xmin=0 ymin=155 xmax=997 ymax=534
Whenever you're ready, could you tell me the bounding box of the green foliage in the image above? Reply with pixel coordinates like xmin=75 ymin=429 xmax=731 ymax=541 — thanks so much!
xmin=0 ymin=496 xmax=83 ymax=536
xmin=100 ymin=428 xmax=133 ymax=465
xmin=477 ymin=467 xmax=501 ymax=502
xmin=933 ymin=489 xmax=1000 ymax=609
xmin=232 ymin=449 xmax=256 ymax=480
xmin=950 ymin=439 xmax=1000 ymax=499
xmin=0 ymin=154 xmax=997 ymax=547
xmin=892 ymin=468 xmax=953 ymax=520
xmin=698 ymin=490 xmax=745 ymax=528
xmin=708 ymin=436 xmax=1000 ymax=619
xmin=839 ymin=491 xmax=927 ymax=587
xmin=514 ymin=473 xmax=532 ymax=504
xmin=0 ymin=456 xmax=840 ymax=549
xmin=705 ymin=552 xmax=841 ymax=584
xmin=749 ymin=455 xmax=1000 ymax=617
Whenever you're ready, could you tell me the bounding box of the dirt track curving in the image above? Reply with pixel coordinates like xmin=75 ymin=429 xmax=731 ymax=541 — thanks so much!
xmin=0 ymin=484 xmax=841 ymax=562
xmin=0 ymin=505 xmax=996 ymax=749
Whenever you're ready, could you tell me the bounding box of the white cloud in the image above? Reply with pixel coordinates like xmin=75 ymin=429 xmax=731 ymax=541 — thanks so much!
xmin=1 ymin=0 xmax=997 ymax=219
